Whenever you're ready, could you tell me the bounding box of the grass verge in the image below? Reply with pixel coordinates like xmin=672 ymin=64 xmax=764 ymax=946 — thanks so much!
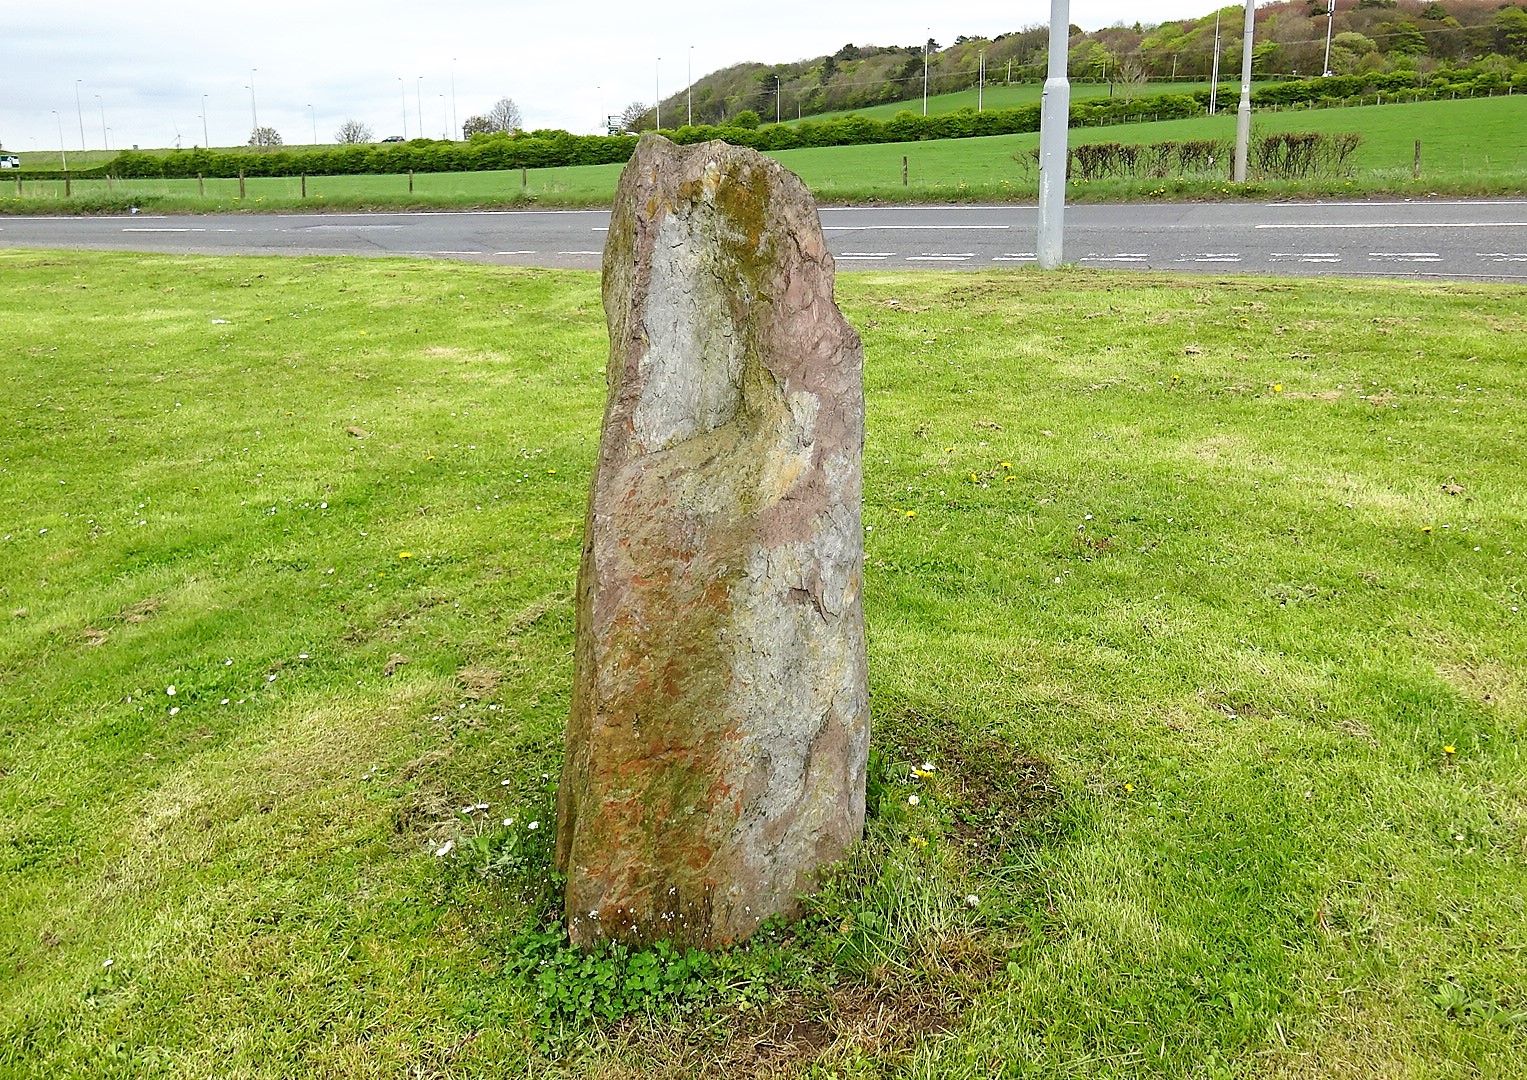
xmin=1 ymin=251 xmax=1524 ymax=1078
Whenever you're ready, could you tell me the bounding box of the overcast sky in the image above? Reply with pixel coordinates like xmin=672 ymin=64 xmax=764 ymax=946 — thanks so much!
xmin=3 ymin=0 xmax=1215 ymax=155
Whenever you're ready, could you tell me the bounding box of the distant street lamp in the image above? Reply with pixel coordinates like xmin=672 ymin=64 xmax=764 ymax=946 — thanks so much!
xmin=439 ymin=94 xmax=448 ymax=138
xmin=95 ymin=94 xmax=107 ymax=148
xmin=923 ymin=30 xmax=930 ymax=115
xmin=309 ymin=104 xmax=317 ymax=143
xmin=416 ymin=77 xmax=424 ymax=139
xmin=399 ymin=77 xmax=408 ymax=139
xmin=1210 ymin=13 xmax=1222 ymax=114
xmin=451 ymin=58 xmax=459 ymax=139
xmin=249 ymin=69 xmax=259 ymax=134
xmin=75 ymin=80 xmax=86 ymax=151
xmin=53 ymin=110 xmax=69 ymax=172
xmin=1323 ymin=0 xmax=1336 ymax=76
xmin=201 ymin=94 xmax=209 ymax=148
xmin=775 ymin=75 xmax=781 ymax=124
xmin=978 ymin=49 xmax=985 ymax=112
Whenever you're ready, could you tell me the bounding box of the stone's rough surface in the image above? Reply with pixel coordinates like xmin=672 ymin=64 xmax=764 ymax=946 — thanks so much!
xmin=556 ymin=135 xmax=868 ymax=949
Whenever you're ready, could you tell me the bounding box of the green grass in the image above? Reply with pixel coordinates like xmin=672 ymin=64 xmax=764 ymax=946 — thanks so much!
xmin=4 ymin=96 xmax=1523 ymax=214
xmin=2 ymin=250 xmax=1525 ymax=1078
xmin=786 ymin=79 xmax=1221 ymax=125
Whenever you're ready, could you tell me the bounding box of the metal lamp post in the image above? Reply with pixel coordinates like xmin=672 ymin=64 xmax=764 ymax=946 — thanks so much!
xmin=75 ymin=80 xmax=86 ymax=150
xmin=416 ymin=77 xmax=424 ymax=139
xmin=923 ymin=30 xmax=930 ymax=115
xmin=95 ymin=94 xmax=107 ymax=148
xmin=249 ymin=69 xmax=259 ymax=135
xmin=399 ymin=77 xmax=407 ymax=139
xmin=1210 ymin=13 xmax=1222 ymax=114
xmin=1233 ymin=0 xmax=1256 ymax=182
xmin=201 ymin=94 xmax=209 ymax=148
xmin=53 ymin=111 xmax=69 ymax=173
xmin=1036 ymin=0 xmax=1071 ymax=269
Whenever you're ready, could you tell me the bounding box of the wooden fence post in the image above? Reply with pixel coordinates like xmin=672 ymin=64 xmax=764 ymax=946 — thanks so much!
xmin=301 ymin=173 xmax=307 ymax=199
xmin=521 ymin=167 xmax=528 ymax=189
xmin=902 ymin=155 xmax=909 ymax=186
xmin=198 ymin=173 xmax=205 ymax=198
xmin=408 ymin=169 xmax=414 ymax=193
xmin=64 ymin=172 xmax=71 ymax=197
xmin=1413 ymin=140 xmax=1421 ymax=180
xmin=239 ymin=171 xmax=245 ymax=199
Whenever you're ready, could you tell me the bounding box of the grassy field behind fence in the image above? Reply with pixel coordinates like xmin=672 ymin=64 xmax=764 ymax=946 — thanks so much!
xmin=1 ymin=249 xmax=1524 ymax=1078
xmin=4 ymin=95 xmax=1522 ymax=211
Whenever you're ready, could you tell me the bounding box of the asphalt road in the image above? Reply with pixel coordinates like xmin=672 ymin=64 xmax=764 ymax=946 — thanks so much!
xmin=3 ymin=199 xmax=1526 ymax=282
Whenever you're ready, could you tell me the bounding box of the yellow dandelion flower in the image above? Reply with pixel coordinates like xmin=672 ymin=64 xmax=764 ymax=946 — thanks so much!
xmin=1124 ymin=783 xmax=1134 ymax=793
xmin=1422 ymin=526 xmax=1433 ymax=534
xmin=398 ymin=552 xmax=413 ymax=559
xmin=1273 ymin=384 xmax=1283 ymax=393
xmin=904 ymin=510 xmax=917 ymax=518
xmin=1000 ymin=462 xmax=1012 ymax=469
xmin=1443 ymin=745 xmax=1457 ymax=755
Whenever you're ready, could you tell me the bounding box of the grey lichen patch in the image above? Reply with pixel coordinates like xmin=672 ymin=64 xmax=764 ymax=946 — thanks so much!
xmin=557 ymin=135 xmax=867 ymax=949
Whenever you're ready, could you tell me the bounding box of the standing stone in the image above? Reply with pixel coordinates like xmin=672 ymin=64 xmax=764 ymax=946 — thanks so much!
xmin=555 ymin=135 xmax=868 ymax=949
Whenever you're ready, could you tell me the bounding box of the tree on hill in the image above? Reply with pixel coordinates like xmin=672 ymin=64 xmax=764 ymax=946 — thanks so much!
xmin=335 ymin=119 xmax=373 ymax=144
xmin=248 ymin=126 xmax=282 ymax=148
xmin=487 ymin=98 xmax=523 ymax=133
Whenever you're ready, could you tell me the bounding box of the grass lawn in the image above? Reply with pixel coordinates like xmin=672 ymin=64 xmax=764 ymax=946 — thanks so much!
xmin=5 ymin=96 xmax=1523 ymax=214
xmin=1 ymin=250 xmax=1524 ymax=1078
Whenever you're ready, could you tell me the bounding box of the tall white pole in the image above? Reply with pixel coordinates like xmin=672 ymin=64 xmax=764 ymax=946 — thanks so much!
xmin=75 ymin=80 xmax=86 ymax=151
xmin=923 ymin=30 xmax=930 ymax=115
xmin=451 ymin=58 xmax=459 ymax=139
xmin=201 ymin=94 xmax=209 ymax=148
xmin=416 ymin=77 xmax=423 ymax=139
xmin=775 ymin=75 xmax=781 ymax=124
xmin=1323 ymin=0 xmax=1336 ymax=76
xmin=1036 ymin=0 xmax=1071 ymax=269
xmin=978 ymin=49 xmax=984 ymax=112
xmin=399 ymin=77 xmax=407 ymax=139
xmin=250 ymin=69 xmax=259 ymax=135
xmin=1233 ymin=0 xmax=1256 ymax=182
xmin=1210 ymin=14 xmax=1222 ymax=115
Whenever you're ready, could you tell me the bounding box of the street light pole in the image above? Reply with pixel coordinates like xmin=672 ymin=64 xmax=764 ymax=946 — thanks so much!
xmin=95 ymin=94 xmax=107 ymax=148
xmin=1233 ymin=0 xmax=1256 ymax=182
xmin=250 ymin=69 xmax=259 ymax=135
xmin=416 ymin=77 xmax=424 ymax=139
xmin=1323 ymin=0 xmax=1336 ymax=76
xmin=53 ymin=111 xmax=69 ymax=172
xmin=451 ymin=58 xmax=459 ymax=139
xmin=979 ymin=49 xmax=985 ymax=112
xmin=775 ymin=75 xmax=781 ymax=124
xmin=399 ymin=77 xmax=407 ymax=139
xmin=923 ymin=30 xmax=930 ymax=116
xmin=1210 ymin=13 xmax=1222 ymax=115
xmin=309 ymin=104 xmax=317 ymax=144
xmin=201 ymin=94 xmax=209 ymax=148
xmin=1036 ymin=0 xmax=1071 ymax=269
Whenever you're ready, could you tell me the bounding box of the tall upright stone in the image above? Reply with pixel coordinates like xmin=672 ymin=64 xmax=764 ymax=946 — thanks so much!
xmin=555 ymin=135 xmax=868 ymax=949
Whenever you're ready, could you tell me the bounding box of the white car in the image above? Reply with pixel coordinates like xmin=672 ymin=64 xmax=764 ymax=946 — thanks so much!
xmin=0 ymin=153 xmax=21 ymax=169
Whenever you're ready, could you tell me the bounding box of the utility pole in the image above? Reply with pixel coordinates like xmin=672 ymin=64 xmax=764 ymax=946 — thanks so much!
xmin=1233 ymin=0 xmax=1256 ymax=182
xmin=979 ymin=49 xmax=985 ymax=111
xmin=75 ymin=80 xmax=86 ymax=150
xmin=1037 ymin=0 xmax=1071 ymax=269
xmin=416 ymin=77 xmax=424 ymax=139
xmin=201 ymin=94 xmax=209 ymax=148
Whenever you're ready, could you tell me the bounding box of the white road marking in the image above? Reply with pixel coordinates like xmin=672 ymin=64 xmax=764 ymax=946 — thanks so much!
xmin=1479 ymin=252 xmax=1527 ymax=262
xmin=299 ymin=223 xmax=404 ymax=230
xmin=1271 ymin=252 xmax=1341 ymax=263
xmin=1257 ymin=221 xmax=1527 ymax=229
xmin=906 ymin=253 xmax=974 ymax=261
xmin=1369 ymin=252 xmax=1442 ymax=261
xmin=558 ymin=250 xmax=602 ymax=255
xmin=993 ymin=253 xmax=1037 ymax=261
xmin=1083 ymin=253 xmax=1150 ymax=262
xmin=836 ymin=252 xmax=894 ymax=260
xmin=123 ymin=227 xmax=205 ymax=233
xmin=433 ymin=250 xmax=482 ymax=255
xmin=823 ymin=224 xmax=1009 ymax=231
xmin=1181 ymin=253 xmax=1242 ymax=262
xmin=494 ymin=250 xmax=538 ymax=255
